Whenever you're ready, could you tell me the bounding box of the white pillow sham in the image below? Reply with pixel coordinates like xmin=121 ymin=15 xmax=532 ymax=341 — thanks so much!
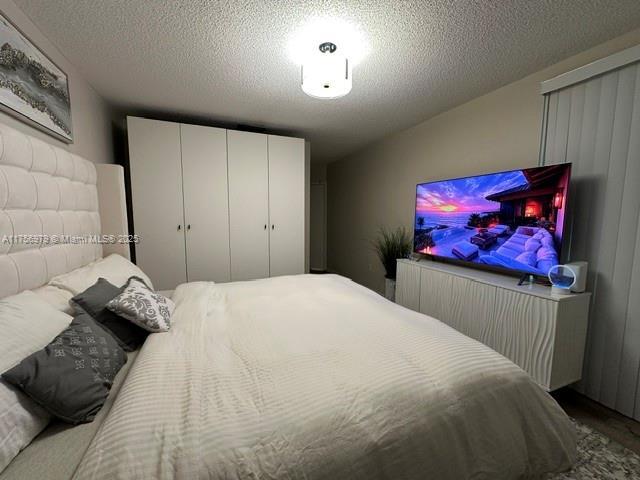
xmin=0 ymin=380 xmax=50 ymax=473
xmin=49 ymin=254 xmax=154 ymax=295
xmin=31 ymin=285 xmax=74 ymax=314
xmin=0 ymin=291 xmax=73 ymax=374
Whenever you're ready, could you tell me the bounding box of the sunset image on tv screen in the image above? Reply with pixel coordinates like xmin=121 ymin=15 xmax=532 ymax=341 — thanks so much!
xmin=414 ymin=164 xmax=571 ymax=276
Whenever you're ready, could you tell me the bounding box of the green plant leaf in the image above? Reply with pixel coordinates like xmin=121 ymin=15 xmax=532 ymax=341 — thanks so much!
xmin=370 ymin=226 xmax=412 ymax=280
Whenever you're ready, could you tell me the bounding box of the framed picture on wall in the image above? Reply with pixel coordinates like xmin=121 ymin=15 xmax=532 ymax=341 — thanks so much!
xmin=0 ymin=11 xmax=72 ymax=143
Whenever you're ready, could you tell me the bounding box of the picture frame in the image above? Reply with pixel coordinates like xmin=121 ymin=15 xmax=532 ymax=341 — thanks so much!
xmin=0 ymin=11 xmax=73 ymax=143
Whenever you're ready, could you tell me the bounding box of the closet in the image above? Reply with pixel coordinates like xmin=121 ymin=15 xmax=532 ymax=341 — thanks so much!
xmin=127 ymin=116 xmax=306 ymax=290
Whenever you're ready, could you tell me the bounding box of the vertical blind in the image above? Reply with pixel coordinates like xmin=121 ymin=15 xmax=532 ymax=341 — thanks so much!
xmin=541 ymin=57 xmax=640 ymax=419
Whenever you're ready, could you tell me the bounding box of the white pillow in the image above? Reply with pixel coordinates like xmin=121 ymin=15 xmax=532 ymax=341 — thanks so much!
xmin=524 ymin=238 xmax=541 ymax=252
xmin=0 ymin=380 xmax=50 ymax=473
xmin=0 ymin=291 xmax=73 ymax=374
xmin=31 ymin=285 xmax=74 ymax=314
xmin=49 ymin=254 xmax=153 ymax=295
xmin=515 ymin=251 xmax=538 ymax=267
xmin=540 ymin=236 xmax=555 ymax=247
xmin=537 ymin=246 xmax=558 ymax=261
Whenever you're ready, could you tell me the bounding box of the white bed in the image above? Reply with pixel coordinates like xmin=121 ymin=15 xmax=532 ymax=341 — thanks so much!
xmin=75 ymin=275 xmax=575 ymax=480
xmin=0 ymin=122 xmax=576 ymax=479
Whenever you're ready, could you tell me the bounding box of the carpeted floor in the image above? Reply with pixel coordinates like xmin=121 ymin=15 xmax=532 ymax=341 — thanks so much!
xmin=548 ymin=420 xmax=640 ymax=479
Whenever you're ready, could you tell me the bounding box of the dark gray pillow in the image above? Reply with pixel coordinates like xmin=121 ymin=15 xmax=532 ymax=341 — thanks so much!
xmin=71 ymin=278 xmax=148 ymax=352
xmin=2 ymin=312 xmax=127 ymax=425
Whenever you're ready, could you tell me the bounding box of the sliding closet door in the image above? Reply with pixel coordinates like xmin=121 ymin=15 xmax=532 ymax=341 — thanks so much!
xmin=127 ymin=117 xmax=186 ymax=290
xmin=227 ymin=130 xmax=270 ymax=281
xmin=268 ymin=135 xmax=305 ymax=276
xmin=180 ymin=124 xmax=230 ymax=282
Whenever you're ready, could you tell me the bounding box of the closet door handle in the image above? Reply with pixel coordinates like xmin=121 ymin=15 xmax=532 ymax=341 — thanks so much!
xmin=177 ymin=225 xmax=182 ymax=231
xmin=271 ymin=224 xmax=275 ymax=230
xmin=187 ymin=224 xmax=191 ymax=231
xmin=264 ymin=224 xmax=267 ymax=230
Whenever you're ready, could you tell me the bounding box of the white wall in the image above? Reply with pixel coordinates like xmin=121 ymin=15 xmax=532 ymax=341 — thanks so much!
xmin=311 ymin=163 xmax=327 ymax=183
xmin=0 ymin=0 xmax=114 ymax=164
xmin=327 ymin=28 xmax=640 ymax=293
xmin=310 ymin=163 xmax=327 ymax=270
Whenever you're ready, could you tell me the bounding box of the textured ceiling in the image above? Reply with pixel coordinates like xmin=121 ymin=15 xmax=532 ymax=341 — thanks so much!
xmin=14 ymin=0 xmax=640 ymax=162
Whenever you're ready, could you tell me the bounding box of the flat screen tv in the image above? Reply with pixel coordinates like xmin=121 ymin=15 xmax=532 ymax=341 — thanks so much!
xmin=414 ymin=164 xmax=571 ymax=277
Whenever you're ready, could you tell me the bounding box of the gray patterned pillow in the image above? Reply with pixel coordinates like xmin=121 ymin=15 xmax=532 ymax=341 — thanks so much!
xmin=106 ymin=277 xmax=174 ymax=332
xmin=71 ymin=278 xmax=148 ymax=351
xmin=2 ymin=312 xmax=127 ymax=424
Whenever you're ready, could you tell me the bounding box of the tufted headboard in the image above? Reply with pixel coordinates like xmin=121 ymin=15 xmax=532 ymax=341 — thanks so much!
xmin=0 ymin=123 xmax=102 ymax=299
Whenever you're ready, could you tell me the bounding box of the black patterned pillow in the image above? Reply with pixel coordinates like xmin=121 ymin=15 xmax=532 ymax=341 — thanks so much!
xmin=2 ymin=312 xmax=127 ymax=425
xmin=106 ymin=277 xmax=174 ymax=333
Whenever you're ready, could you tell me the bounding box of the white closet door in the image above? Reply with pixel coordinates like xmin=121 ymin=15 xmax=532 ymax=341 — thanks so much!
xmin=127 ymin=117 xmax=186 ymax=290
xmin=180 ymin=124 xmax=230 ymax=282
xmin=227 ymin=130 xmax=270 ymax=281
xmin=268 ymin=135 xmax=305 ymax=277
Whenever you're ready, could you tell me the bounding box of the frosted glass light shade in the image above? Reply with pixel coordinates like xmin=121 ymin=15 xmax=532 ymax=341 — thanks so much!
xmin=301 ymin=51 xmax=352 ymax=99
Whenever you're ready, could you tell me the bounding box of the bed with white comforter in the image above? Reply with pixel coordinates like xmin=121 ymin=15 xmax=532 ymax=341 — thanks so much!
xmin=73 ymin=274 xmax=575 ymax=480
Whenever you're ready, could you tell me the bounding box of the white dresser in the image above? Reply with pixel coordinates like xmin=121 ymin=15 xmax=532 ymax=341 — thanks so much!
xmin=396 ymin=258 xmax=590 ymax=391
xmin=127 ymin=116 xmax=308 ymax=290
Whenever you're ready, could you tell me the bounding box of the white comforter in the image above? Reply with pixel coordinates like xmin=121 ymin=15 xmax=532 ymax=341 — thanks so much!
xmin=74 ymin=274 xmax=575 ymax=480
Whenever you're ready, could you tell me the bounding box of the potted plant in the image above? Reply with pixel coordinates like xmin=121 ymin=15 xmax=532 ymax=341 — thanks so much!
xmin=372 ymin=226 xmax=412 ymax=301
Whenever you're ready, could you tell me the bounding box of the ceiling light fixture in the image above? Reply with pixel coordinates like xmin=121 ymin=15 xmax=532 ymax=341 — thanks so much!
xmin=301 ymin=41 xmax=351 ymax=99
xmin=289 ymin=18 xmax=367 ymax=100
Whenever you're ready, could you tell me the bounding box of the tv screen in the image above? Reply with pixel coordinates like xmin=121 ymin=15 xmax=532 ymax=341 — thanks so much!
xmin=414 ymin=164 xmax=571 ymax=277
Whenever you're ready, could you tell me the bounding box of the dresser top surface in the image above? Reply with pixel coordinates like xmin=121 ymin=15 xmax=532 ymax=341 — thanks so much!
xmin=398 ymin=258 xmax=591 ymax=302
